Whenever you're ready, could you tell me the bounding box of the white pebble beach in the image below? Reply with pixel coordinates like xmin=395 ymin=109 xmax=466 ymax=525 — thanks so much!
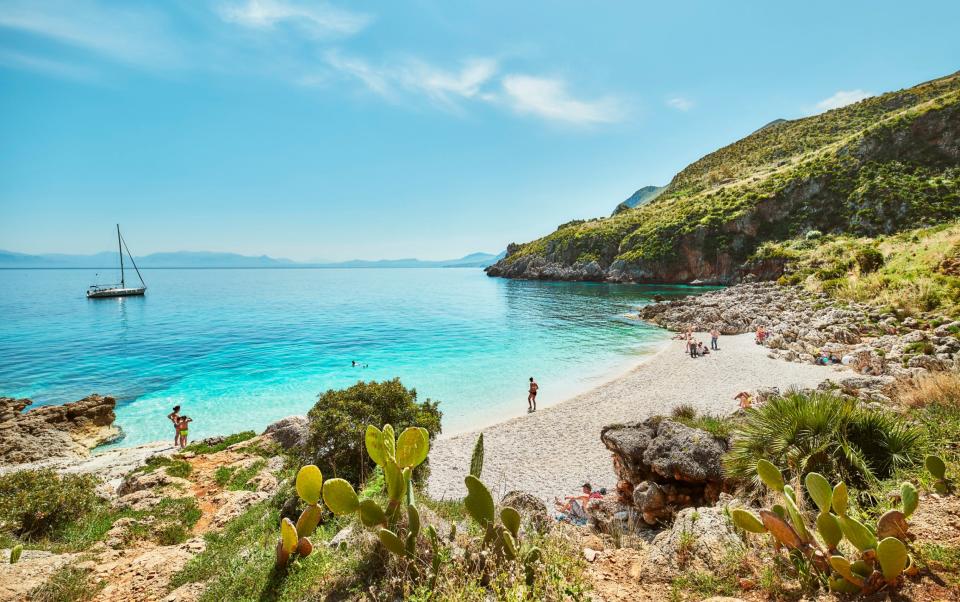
xmin=428 ymin=332 xmax=846 ymax=504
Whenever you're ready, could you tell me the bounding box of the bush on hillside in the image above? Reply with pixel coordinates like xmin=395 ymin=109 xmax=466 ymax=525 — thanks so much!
xmin=724 ymin=391 xmax=924 ymax=492
xmin=854 ymin=245 xmax=885 ymax=274
xmin=305 ymin=379 xmax=441 ymax=485
xmin=0 ymin=469 xmax=100 ymax=539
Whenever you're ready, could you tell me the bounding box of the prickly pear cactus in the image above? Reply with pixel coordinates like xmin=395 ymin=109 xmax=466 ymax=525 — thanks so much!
xmin=9 ymin=544 xmax=22 ymax=564
xmin=470 ymin=433 xmax=484 ymax=478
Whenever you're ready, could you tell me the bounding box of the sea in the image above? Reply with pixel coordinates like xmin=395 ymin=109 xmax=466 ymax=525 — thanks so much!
xmin=0 ymin=268 xmax=700 ymax=447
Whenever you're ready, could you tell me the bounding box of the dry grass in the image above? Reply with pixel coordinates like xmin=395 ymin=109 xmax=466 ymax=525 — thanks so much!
xmin=896 ymin=370 xmax=960 ymax=408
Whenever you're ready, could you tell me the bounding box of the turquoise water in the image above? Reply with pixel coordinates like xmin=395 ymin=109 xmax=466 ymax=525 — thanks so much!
xmin=0 ymin=268 xmax=696 ymax=446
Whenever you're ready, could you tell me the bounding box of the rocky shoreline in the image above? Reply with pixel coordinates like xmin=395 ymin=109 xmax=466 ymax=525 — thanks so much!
xmin=0 ymin=394 xmax=121 ymax=466
xmin=639 ymin=282 xmax=960 ymax=379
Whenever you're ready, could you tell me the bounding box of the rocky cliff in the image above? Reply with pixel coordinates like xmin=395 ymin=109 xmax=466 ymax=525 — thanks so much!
xmin=0 ymin=394 xmax=121 ymax=465
xmin=487 ymin=71 xmax=960 ymax=284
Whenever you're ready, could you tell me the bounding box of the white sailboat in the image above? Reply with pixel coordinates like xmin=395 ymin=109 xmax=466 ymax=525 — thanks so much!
xmin=86 ymin=225 xmax=147 ymax=298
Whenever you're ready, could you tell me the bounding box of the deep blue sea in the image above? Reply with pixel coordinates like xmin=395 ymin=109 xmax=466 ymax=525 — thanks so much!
xmin=0 ymin=268 xmax=696 ymax=446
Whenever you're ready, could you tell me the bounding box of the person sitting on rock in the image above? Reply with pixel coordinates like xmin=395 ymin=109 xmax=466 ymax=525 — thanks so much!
xmin=735 ymin=391 xmax=752 ymax=409
xmin=554 ymin=483 xmax=601 ymax=525
xmin=755 ymin=325 xmax=767 ymax=345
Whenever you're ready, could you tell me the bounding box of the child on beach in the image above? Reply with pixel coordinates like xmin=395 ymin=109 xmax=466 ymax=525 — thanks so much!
xmin=176 ymin=415 xmax=193 ymax=448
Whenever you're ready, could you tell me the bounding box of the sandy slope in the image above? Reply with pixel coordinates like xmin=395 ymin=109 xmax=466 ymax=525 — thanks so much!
xmin=427 ymin=333 xmax=844 ymax=504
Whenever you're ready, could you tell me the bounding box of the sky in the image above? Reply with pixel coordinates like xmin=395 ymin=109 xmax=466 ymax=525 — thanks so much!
xmin=1 ymin=1 xmax=959 ymax=261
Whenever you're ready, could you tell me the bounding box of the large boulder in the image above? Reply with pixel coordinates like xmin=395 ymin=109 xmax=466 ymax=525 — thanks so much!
xmin=262 ymin=416 xmax=309 ymax=450
xmin=601 ymin=418 xmax=730 ymax=525
xmin=501 ymin=490 xmax=550 ymax=532
xmin=0 ymin=394 xmax=120 ymax=465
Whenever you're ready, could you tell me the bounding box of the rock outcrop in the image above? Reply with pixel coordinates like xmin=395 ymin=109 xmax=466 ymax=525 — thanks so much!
xmin=0 ymin=394 xmax=120 ymax=465
xmin=637 ymin=283 xmax=960 ymax=378
xmin=262 ymin=415 xmax=309 ymax=450
xmin=600 ymin=418 xmax=731 ymax=526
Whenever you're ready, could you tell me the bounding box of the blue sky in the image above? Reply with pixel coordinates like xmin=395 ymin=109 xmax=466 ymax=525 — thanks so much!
xmin=1 ymin=1 xmax=958 ymax=261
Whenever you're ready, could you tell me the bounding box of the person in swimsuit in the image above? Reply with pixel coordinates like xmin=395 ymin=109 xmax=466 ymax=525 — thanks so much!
xmin=528 ymin=377 xmax=538 ymax=412
xmin=710 ymin=327 xmax=720 ymax=350
xmin=167 ymin=405 xmax=181 ymax=447
xmin=176 ymin=415 xmax=193 ymax=448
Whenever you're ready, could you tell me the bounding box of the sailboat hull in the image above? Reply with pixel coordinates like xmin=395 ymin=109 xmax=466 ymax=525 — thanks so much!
xmin=87 ymin=287 xmax=146 ymax=298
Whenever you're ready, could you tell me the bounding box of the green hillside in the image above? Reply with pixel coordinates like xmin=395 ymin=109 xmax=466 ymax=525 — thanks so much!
xmin=487 ymin=71 xmax=960 ymax=283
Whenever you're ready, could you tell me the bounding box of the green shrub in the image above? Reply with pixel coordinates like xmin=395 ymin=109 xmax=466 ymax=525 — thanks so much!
xmin=132 ymin=455 xmax=192 ymax=478
xmin=724 ymin=391 xmax=924 ymax=492
xmin=0 ymin=470 xmax=100 ymax=539
xmin=305 ymin=379 xmax=442 ymax=486
xmin=185 ymin=431 xmax=256 ymax=454
xmin=806 ymin=230 xmax=823 ymax=240
xmin=854 ymin=246 xmax=885 ymax=274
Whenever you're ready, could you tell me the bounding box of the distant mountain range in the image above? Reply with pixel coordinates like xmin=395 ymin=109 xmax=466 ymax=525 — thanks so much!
xmin=0 ymin=249 xmax=506 ymax=269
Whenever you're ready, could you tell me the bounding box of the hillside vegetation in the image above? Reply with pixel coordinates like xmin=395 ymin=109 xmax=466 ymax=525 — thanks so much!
xmin=487 ymin=71 xmax=960 ymax=284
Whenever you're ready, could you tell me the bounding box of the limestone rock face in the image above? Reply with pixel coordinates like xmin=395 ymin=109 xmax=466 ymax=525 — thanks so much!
xmin=600 ymin=418 xmax=730 ymax=525
xmin=0 ymin=394 xmax=120 ymax=465
xmin=262 ymin=415 xmax=309 ymax=450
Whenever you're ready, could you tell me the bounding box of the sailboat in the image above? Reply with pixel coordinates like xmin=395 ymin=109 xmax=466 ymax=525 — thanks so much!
xmin=86 ymin=225 xmax=147 ymax=298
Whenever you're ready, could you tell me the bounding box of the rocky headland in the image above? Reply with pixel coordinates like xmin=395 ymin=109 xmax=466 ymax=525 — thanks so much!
xmin=0 ymin=394 xmax=121 ymax=465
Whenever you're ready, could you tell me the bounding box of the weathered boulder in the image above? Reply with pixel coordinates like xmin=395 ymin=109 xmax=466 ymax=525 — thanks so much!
xmin=0 ymin=394 xmax=120 ymax=465
xmin=601 ymin=418 xmax=730 ymax=525
xmin=501 ymin=490 xmax=550 ymax=531
xmin=262 ymin=416 xmax=309 ymax=450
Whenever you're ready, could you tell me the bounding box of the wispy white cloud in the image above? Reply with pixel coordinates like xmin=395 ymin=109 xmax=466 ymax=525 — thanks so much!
xmin=0 ymin=0 xmax=181 ymax=68
xmin=321 ymin=51 xmax=498 ymax=107
xmin=0 ymin=49 xmax=98 ymax=81
xmin=323 ymin=53 xmax=622 ymax=125
xmin=218 ymin=0 xmax=371 ymax=37
xmin=500 ymin=74 xmax=624 ymax=125
xmin=666 ymin=96 xmax=694 ymax=111
xmin=815 ymin=89 xmax=873 ymax=112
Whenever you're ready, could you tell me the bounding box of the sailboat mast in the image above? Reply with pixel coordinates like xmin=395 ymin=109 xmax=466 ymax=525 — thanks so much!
xmin=117 ymin=224 xmax=125 ymax=287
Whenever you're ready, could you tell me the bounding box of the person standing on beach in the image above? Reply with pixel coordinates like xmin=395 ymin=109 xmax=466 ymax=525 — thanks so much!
xmin=710 ymin=327 xmax=720 ymax=350
xmin=528 ymin=377 xmax=538 ymax=412
xmin=167 ymin=405 xmax=181 ymax=447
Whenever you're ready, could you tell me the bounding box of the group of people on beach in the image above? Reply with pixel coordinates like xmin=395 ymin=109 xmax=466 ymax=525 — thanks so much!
xmin=166 ymin=405 xmax=193 ymax=448
xmin=680 ymin=327 xmax=721 ymax=357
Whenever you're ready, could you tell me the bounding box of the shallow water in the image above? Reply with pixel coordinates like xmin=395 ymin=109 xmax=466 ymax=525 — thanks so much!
xmin=0 ymin=268 xmax=703 ymax=446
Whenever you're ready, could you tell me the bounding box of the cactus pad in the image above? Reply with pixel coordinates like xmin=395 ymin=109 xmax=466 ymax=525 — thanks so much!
xmin=378 ymin=528 xmax=407 ymax=556
xmin=900 ymin=482 xmax=919 ymax=518
xmin=831 ymin=482 xmax=848 ymax=516
xmin=877 ymin=509 xmax=910 ymax=541
xmin=470 ymin=433 xmax=484 ymax=478
xmin=382 ymin=424 xmax=396 ymax=460
xmin=757 ymin=459 xmax=785 ymax=492
xmin=9 ymin=544 xmax=22 ymax=564
xmin=925 ymin=455 xmax=947 ymax=480
xmin=804 ymin=472 xmax=833 ymax=513
xmin=759 ymin=510 xmax=803 ymax=550
xmin=782 ymin=487 xmax=810 ymax=542
xmin=280 ymin=517 xmax=299 ymax=554
xmin=295 ymin=465 xmax=323 ymax=505
xmin=877 ymin=536 xmax=908 ymax=583
xmin=396 ymin=427 xmax=430 ymax=468
xmin=839 ymin=515 xmax=877 ymax=551
xmin=407 ymin=504 xmax=421 ymax=539
xmin=359 ymin=499 xmax=387 ymax=527
xmin=297 ymin=537 xmax=313 ymax=557
xmin=322 ymin=478 xmax=360 ymax=515
xmin=296 ymin=503 xmax=323 ymax=537
xmin=501 ymin=506 xmax=521 ymax=539
xmin=829 ymin=555 xmax=864 ymax=587
xmin=384 ymin=458 xmax=405 ymax=503
xmin=730 ymin=508 xmax=766 ymax=534
xmin=828 ymin=575 xmax=861 ymax=593
xmin=464 ymin=475 xmax=495 ymax=527
xmin=816 ymin=511 xmax=842 ymax=549
xmin=365 ymin=425 xmax=387 ymax=467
